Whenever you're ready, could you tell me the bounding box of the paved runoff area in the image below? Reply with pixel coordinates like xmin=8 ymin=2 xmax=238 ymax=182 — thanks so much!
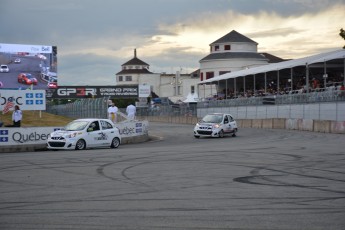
xmin=0 ymin=122 xmax=344 ymax=230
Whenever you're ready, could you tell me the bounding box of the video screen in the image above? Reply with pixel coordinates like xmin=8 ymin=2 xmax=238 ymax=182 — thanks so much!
xmin=0 ymin=43 xmax=57 ymax=90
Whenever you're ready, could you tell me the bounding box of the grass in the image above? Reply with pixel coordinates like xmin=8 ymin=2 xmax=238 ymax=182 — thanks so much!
xmin=0 ymin=111 xmax=74 ymax=127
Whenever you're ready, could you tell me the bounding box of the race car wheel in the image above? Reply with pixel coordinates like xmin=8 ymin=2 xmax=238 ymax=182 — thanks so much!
xmin=111 ymin=137 xmax=120 ymax=148
xmin=232 ymin=128 xmax=237 ymax=137
xmin=75 ymin=139 xmax=86 ymax=150
xmin=218 ymin=130 xmax=224 ymax=138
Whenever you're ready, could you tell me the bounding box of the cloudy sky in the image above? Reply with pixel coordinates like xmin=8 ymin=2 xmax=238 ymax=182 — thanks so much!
xmin=1 ymin=0 xmax=344 ymax=86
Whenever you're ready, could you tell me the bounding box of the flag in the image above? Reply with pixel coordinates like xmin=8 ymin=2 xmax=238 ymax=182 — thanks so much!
xmin=2 ymin=97 xmax=15 ymax=114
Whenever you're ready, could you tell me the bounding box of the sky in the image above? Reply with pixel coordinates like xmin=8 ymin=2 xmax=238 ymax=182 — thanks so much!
xmin=1 ymin=0 xmax=344 ymax=86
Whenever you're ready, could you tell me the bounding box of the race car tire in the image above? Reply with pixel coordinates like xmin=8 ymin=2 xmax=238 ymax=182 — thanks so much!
xmin=75 ymin=139 xmax=86 ymax=150
xmin=111 ymin=137 xmax=120 ymax=148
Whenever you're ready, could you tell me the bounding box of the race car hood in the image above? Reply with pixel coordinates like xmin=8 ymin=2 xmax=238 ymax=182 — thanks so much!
xmin=50 ymin=130 xmax=80 ymax=138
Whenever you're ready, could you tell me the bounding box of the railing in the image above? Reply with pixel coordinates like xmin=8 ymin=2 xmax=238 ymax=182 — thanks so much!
xmin=46 ymin=97 xmax=110 ymax=119
xmin=198 ymin=89 xmax=345 ymax=108
xmin=46 ymin=89 xmax=345 ymax=120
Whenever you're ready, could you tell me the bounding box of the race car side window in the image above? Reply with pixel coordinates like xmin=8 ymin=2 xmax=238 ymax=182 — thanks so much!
xmin=100 ymin=120 xmax=113 ymax=130
xmin=224 ymin=116 xmax=229 ymax=124
xmin=89 ymin=121 xmax=100 ymax=131
xmin=229 ymin=116 xmax=234 ymax=122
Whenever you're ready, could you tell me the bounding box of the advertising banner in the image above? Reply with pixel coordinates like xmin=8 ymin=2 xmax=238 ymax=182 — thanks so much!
xmin=0 ymin=120 xmax=149 ymax=147
xmin=0 ymin=43 xmax=52 ymax=54
xmin=0 ymin=127 xmax=59 ymax=146
xmin=138 ymin=84 xmax=151 ymax=97
xmin=47 ymin=85 xmax=139 ymax=98
xmin=0 ymin=90 xmax=46 ymax=111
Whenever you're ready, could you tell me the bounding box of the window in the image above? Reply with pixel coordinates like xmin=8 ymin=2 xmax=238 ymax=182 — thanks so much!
xmin=219 ymin=71 xmax=230 ymax=75
xmin=173 ymin=86 xmax=182 ymax=95
xmin=200 ymin=72 xmax=203 ymax=81
xmin=88 ymin=121 xmax=100 ymax=132
xmin=224 ymin=45 xmax=231 ymax=50
xmin=191 ymin=85 xmax=195 ymax=94
xmin=125 ymin=76 xmax=132 ymax=81
xmin=206 ymin=72 xmax=214 ymax=80
xmin=229 ymin=115 xmax=234 ymax=122
xmin=100 ymin=120 xmax=113 ymax=130
xmin=118 ymin=76 xmax=123 ymax=81
xmin=215 ymin=45 xmax=219 ymax=51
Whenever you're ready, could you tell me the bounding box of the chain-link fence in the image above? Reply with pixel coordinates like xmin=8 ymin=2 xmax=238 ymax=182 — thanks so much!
xmin=136 ymin=103 xmax=197 ymax=117
xmin=46 ymin=97 xmax=110 ymax=119
xmin=46 ymin=89 xmax=345 ymax=120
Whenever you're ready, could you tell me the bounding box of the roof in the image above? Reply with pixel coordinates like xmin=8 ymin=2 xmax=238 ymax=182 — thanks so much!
xmin=121 ymin=49 xmax=150 ymax=66
xmin=200 ymin=52 xmax=268 ymax=62
xmin=259 ymin=53 xmax=287 ymax=63
xmin=116 ymin=68 xmax=153 ymax=75
xmin=122 ymin=57 xmax=149 ymax=66
xmin=200 ymin=49 xmax=345 ymax=84
xmin=211 ymin=30 xmax=258 ymax=45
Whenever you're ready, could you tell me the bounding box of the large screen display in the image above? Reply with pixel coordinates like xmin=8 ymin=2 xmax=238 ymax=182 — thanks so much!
xmin=0 ymin=43 xmax=57 ymax=90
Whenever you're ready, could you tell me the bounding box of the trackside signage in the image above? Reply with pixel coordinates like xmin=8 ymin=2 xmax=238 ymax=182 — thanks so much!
xmin=47 ymin=85 xmax=140 ymax=98
xmin=0 ymin=90 xmax=46 ymax=111
xmin=0 ymin=43 xmax=52 ymax=53
xmin=0 ymin=121 xmax=149 ymax=147
xmin=0 ymin=127 xmax=60 ymax=146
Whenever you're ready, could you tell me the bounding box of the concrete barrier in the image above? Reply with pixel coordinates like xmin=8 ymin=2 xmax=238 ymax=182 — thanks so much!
xmin=262 ymin=119 xmax=273 ymax=129
xmin=0 ymin=120 xmax=150 ymax=153
xmin=331 ymin=121 xmax=345 ymax=134
xmin=313 ymin=120 xmax=331 ymax=133
xmin=137 ymin=116 xmax=345 ymax=134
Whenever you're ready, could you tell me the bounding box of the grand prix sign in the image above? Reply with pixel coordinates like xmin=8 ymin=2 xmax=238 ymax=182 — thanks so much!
xmin=0 ymin=90 xmax=46 ymax=111
xmin=47 ymin=85 xmax=146 ymax=98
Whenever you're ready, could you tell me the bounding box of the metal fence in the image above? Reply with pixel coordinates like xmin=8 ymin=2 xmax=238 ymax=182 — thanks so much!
xmin=46 ymin=97 xmax=110 ymax=119
xmin=46 ymin=89 xmax=345 ymax=119
xmin=197 ymin=89 xmax=345 ymax=108
xmin=136 ymin=103 xmax=197 ymax=117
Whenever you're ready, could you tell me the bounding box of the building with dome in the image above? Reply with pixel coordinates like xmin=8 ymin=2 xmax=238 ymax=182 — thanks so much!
xmin=115 ymin=31 xmax=284 ymax=103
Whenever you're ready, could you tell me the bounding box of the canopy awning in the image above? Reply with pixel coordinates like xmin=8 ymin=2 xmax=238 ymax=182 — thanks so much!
xmin=199 ymin=49 xmax=345 ymax=84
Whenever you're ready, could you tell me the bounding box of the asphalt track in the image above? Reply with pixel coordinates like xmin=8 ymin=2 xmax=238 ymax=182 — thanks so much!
xmin=0 ymin=122 xmax=344 ymax=230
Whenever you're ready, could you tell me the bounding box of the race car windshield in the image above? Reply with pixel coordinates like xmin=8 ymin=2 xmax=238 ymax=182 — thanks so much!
xmin=64 ymin=121 xmax=89 ymax=131
xmin=202 ymin=114 xmax=223 ymax=123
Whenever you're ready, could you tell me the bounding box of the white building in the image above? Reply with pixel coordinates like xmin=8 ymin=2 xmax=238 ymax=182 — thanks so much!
xmin=198 ymin=30 xmax=282 ymax=98
xmin=115 ymin=31 xmax=283 ymax=102
xmin=116 ymin=49 xmax=199 ymax=103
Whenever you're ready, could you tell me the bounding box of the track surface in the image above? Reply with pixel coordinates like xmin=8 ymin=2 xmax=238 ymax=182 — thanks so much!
xmin=0 ymin=122 xmax=344 ymax=229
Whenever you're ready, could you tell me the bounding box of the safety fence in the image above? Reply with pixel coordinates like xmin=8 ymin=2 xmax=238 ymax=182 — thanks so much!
xmin=46 ymin=97 xmax=109 ymax=119
xmin=198 ymin=89 xmax=345 ymax=108
xmin=46 ymin=89 xmax=345 ymax=120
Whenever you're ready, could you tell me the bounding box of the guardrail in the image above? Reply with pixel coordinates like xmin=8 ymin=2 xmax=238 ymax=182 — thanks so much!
xmin=198 ymin=89 xmax=345 ymax=108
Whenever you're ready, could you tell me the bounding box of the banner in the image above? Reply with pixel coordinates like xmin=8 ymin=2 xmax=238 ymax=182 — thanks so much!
xmin=0 ymin=90 xmax=46 ymax=111
xmin=47 ymin=85 xmax=139 ymax=98
xmin=0 ymin=43 xmax=52 ymax=53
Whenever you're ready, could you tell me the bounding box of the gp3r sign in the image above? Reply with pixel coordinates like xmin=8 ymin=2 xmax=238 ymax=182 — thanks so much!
xmin=0 ymin=90 xmax=46 ymax=111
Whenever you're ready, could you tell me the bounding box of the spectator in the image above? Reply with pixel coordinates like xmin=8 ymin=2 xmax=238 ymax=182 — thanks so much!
xmin=126 ymin=103 xmax=136 ymax=120
xmin=339 ymin=84 xmax=345 ymax=97
xmin=107 ymin=99 xmax=113 ymax=108
xmin=5 ymin=105 xmax=22 ymax=127
xmin=107 ymin=103 xmax=118 ymax=123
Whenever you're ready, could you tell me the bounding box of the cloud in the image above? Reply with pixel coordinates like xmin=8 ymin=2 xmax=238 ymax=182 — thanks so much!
xmin=2 ymin=0 xmax=344 ymax=86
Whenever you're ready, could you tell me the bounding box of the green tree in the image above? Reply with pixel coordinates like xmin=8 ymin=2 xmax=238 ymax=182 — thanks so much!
xmin=340 ymin=28 xmax=345 ymax=49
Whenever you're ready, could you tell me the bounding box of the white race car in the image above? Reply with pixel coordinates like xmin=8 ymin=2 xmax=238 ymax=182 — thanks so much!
xmin=194 ymin=113 xmax=238 ymax=138
xmin=47 ymin=118 xmax=121 ymax=150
